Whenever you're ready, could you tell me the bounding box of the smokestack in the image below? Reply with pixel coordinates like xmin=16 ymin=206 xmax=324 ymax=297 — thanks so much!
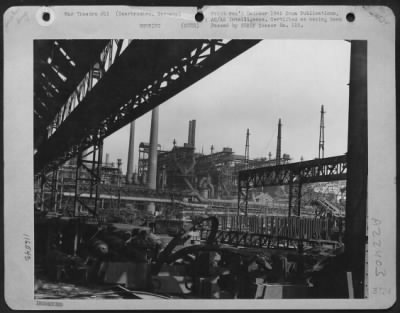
xmin=147 ymin=107 xmax=159 ymax=191
xmin=105 ymin=153 xmax=110 ymax=164
xmin=146 ymin=107 xmax=159 ymax=215
xmin=276 ymin=118 xmax=282 ymax=165
xmin=188 ymin=120 xmax=192 ymax=146
xmin=191 ymin=120 xmax=196 ymax=148
xmin=126 ymin=121 xmax=135 ymax=184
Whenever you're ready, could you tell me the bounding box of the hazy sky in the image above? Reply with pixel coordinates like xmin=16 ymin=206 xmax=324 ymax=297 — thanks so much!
xmin=103 ymin=40 xmax=350 ymax=173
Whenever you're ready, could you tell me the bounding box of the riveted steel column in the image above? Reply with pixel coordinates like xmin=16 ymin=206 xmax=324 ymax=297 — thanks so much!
xmin=345 ymin=40 xmax=368 ymax=298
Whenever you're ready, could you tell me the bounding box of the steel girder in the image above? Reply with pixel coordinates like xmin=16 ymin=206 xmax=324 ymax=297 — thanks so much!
xmin=34 ymin=39 xmax=261 ymax=174
xmin=237 ymin=155 xmax=347 ymax=214
xmin=34 ymin=40 xmax=109 ymax=149
xmin=200 ymin=230 xmax=341 ymax=250
xmin=73 ymin=140 xmax=104 ymax=217
xmin=238 ymin=155 xmax=347 ymax=188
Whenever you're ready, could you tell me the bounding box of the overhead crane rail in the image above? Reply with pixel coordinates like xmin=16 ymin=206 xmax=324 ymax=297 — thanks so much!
xmin=34 ymin=39 xmax=261 ymax=174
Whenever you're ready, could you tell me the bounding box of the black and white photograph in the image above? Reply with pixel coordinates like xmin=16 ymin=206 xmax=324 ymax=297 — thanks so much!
xmin=33 ymin=38 xmax=366 ymax=300
xmin=2 ymin=5 xmax=396 ymax=310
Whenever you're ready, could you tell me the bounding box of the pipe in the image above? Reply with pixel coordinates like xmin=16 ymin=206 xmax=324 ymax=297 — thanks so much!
xmin=126 ymin=121 xmax=135 ymax=184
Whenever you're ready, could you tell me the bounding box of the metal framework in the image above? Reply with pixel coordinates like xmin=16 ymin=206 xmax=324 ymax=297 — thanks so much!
xmin=34 ymin=40 xmax=261 ymax=174
xmin=238 ymin=129 xmax=251 ymax=215
xmin=244 ymin=128 xmax=250 ymax=169
xmin=47 ymin=40 xmax=128 ymax=137
xmin=237 ymin=155 xmax=347 ymax=215
xmin=36 ymin=170 xmax=59 ymax=212
xmin=34 ymin=40 xmax=109 ymax=150
xmin=200 ymin=230 xmax=341 ymax=250
xmin=49 ymin=169 xmax=59 ymax=212
xmin=73 ymin=138 xmax=103 ymax=217
xmin=319 ymin=105 xmax=325 ymax=159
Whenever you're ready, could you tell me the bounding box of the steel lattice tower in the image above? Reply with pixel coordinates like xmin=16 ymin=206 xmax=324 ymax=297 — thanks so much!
xmin=319 ymin=105 xmax=325 ymax=159
xmin=244 ymin=128 xmax=250 ymax=169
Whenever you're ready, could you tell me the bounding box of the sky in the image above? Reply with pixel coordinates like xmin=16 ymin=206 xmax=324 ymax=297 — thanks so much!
xmin=103 ymin=40 xmax=350 ymax=173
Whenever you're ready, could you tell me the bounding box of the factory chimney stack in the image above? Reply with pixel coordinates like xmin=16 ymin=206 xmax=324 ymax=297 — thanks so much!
xmin=105 ymin=153 xmax=110 ymax=165
xmin=188 ymin=120 xmax=192 ymax=146
xmin=126 ymin=121 xmax=135 ymax=184
xmin=191 ymin=120 xmax=196 ymax=148
xmin=147 ymin=107 xmax=159 ymax=191
xmin=187 ymin=120 xmax=196 ymax=148
xmin=276 ymin=119 xmax=282 ymax=165
xmin=146 ymin=107 xmax=159 ymax=215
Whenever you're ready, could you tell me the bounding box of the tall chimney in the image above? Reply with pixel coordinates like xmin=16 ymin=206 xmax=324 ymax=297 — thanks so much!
xmin=188 ymin=120 xmax=192 ymax=146
xmin=105 ymin=153 xmax=110 ymax=164
xmin=276 ymin=118 xmax=282 ymax=165
xmin=126 ymin=121 xmax=135 ymax=184
xmin=146 ymin=107 xmax=159 ymax=215
xmin=191 ymin=120 xmax=196 ymax=148
xmin=147 ymin=107 xmax=159 ymax=191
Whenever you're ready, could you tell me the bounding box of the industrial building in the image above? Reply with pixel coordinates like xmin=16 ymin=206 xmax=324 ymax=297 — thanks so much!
xmin=33 ymin=39 xmax=367 ymax=300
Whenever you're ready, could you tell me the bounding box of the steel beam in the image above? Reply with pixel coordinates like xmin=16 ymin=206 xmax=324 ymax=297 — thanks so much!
xmin=34 ymin=40 xmax=261 ymax=174
xmin=237 ymin=155 xmax=346 ymax=214
xmin=239 ymin=155 xmax=347 ymax=188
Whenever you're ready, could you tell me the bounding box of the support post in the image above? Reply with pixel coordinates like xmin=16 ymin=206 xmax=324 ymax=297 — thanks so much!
xmin=237 ymin=177 xmax=241 ymax=217
xmin=59 ymin=170 xmax=64 ymax=212
xmin=74 ymin=154 xmax=81 ymax=217
xmin=244 ymin=181 xmax=249 ymax=216
xmin=297 ymin=182 xmax=302 ymax=217
xmin=50 ymin=169 xmax=59 ymax=212
xmin=40 ymin=172 xmax=45 ymax=211
xmin=94 ymin=140 xmax=103 ymax=216
xmin=344 ymin=40 xmax=368 ymax=299
xmin=288 ymin=180 xmax=293 ymax=217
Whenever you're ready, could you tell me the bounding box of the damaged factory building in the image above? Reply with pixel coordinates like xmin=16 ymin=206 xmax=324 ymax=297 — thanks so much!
xmin=33 ymin=39 xmax=367 ymax=300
